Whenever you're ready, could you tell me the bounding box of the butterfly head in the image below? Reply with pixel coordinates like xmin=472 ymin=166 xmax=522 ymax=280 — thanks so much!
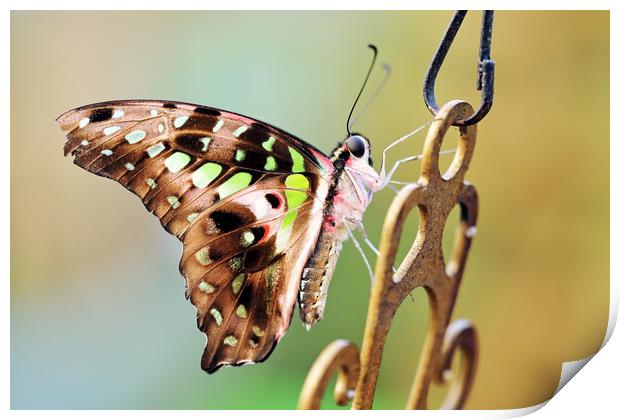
xmin=345 ymin=134 xmax=374 ymax=167
xmin=329 ymin=133 xmax=382 ymax=203
xmin=331 ymin=133 xmax=373 ymax=167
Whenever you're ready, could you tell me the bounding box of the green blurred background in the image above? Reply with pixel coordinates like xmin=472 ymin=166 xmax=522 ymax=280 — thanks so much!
xmin=10 ymin=11 xmax=609 ymax=409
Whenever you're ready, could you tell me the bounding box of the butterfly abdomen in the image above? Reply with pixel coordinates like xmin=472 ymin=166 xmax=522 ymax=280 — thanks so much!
xmin=298 ymin=224 xmax=343 ymax=327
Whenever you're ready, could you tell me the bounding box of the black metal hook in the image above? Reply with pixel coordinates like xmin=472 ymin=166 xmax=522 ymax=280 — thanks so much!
xmin=423 ymin=10 xmax=495 ymax=126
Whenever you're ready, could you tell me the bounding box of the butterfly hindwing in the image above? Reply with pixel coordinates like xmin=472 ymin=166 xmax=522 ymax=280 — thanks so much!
xmin=57 ymin=100 xmax=333 ymax=372
xmin=181 ymin=184 xmax=322 ymax=371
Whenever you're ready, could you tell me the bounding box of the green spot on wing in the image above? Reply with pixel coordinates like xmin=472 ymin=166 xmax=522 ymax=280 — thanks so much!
xmin=218 ymin=172 xmax=252 ymax=199
xmin=232 ymin=273 xmax=245 ymax=294
xmin=285 ymin=190 xmax=307 ymax=210
xmin=229 ymin=257 xmax=243 ymax=272
xmin=164 ymin=152 xmax=191 ymax=173
xmin=235 ymin=149 xmax=246 ymax=162
xmin=285 ymin=174 xmax=310 ymax=190
xmin=198 ymin=281 xmax=215 ymax=293
xmin=288 ymin=147 xmax=305 ymax=172
xmin=195 ymin=246 xmax=212 ymax=265
xmin=284 ymin=174 xmax=310 ymax=209
xmin=236 ymin=305 xmax=247 ymax=319
xmin=223 ymin=335 xmax=238 ymax=346
xmin=192 ymin=162 xmax=222 ymax=188
xmin=262 ymin=136 xmax=276 ymax=151
xmin=265 ymin=261 xmax=280 ymax=295
xmin=264 ymin=156 xmax=277 ymax=171
xmin=252 ymin=326 xmax=265 ymax=337
xmin=281 ymin=209 xmax=298 ymax=230
xmin=210 ymin=308 xmax=223 ymax=325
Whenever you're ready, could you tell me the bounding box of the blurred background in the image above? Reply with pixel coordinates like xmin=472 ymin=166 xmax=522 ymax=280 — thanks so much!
xmin=11 ymin=11 xmax=609 ymax=409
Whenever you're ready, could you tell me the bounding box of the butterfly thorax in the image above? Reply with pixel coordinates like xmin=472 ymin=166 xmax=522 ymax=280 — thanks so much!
xmin=299 ymin=134 xmax=380 ymax=326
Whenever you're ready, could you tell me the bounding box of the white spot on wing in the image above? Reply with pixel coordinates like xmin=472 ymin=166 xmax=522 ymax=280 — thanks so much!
xmin=79 ymin=118 xmax=90 ymax=128
xmin=200 ymin=137 xmax=211 ymax=152
xmin=103 ymin=126 xmax=121 ymax=136
xmin=233 ymin=125 xmax=248 ymax=137
xmin=166 ymin=195 xmax=180 ymax=209
xmin=146 ymin=178 xmax=157 ymax=189
xmin=124 ymin=130 xmax=146 ymax=144
xmin=212 ymin=120 xmax=224 ymax=132
xmin=112 ymin=110 xmax=124 ymax=119
xmin=254 ymin=198 xmax=270 ymax=218
xmin=173 ymin=115 xmax=189 ymax=128
xmin=146 ymin=143 xmax=165 ymax=158
xmin=100 ymin=149 xmax=113 ymax=156
xmin=241 ymin=230 xmax=255 ymax=247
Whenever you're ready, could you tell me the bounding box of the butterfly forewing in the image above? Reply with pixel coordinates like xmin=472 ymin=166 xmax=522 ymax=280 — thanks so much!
xmin=57 ymin=100 xmax=333 ymax=372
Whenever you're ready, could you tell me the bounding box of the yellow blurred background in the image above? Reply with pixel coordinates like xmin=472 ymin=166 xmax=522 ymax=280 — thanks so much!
xmin=11 ymin=11 xmax=609 ymax=409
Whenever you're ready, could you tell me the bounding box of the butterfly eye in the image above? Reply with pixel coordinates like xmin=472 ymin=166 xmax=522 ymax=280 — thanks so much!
xmin=346 ymin=135 xmax=366 ymax=158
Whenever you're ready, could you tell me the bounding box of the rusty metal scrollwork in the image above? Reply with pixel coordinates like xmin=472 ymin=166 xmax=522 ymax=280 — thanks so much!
xmin=297 ymin=340 xmax=360 ymax=409
xmin=298 ymin=100 xmax=480 ymax=410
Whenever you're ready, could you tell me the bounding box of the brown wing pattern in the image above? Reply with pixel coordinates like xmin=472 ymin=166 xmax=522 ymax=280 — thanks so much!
xmin=57 ymin=100 xmax=333 ymax=372
xmin=182 ymin=188 xmax=321 ymax=371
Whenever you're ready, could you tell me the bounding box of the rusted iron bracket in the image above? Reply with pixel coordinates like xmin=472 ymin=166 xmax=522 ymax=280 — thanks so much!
xmin=298 ymin=100 xmax=480 ymax=409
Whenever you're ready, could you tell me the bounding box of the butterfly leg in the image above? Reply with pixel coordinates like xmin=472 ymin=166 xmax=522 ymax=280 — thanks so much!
xmin=383 ymin=154 xmax=422 ymax=185
xmin=343 ymin=221 xmax=375 ymax=283
xmin=386 ymin=183 xmax=401 ymax=194
xmin=351 ymin=219 xmax=380 ymax=257
xmin=380 ymin=149 xmax=456 ymax=189
xmin=351 ymin=219 xmax=398 ymax=274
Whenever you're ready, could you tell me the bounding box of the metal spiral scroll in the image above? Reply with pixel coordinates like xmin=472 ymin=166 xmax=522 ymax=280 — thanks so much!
xmin=298 ymin=100 xmax=480 ymax=410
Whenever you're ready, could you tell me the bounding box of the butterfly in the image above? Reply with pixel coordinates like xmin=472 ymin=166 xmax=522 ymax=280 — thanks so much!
xmin=56 ymin=100 xmax=390 ymax=373
xmin=55 ymin=48 xmax=411 ymax=374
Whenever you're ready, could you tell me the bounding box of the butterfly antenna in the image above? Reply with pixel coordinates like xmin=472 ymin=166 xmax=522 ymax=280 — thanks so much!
xmin=349 ymin=63 xmax=391 ymax=130
xmin=346 ymin=44 xmax=378 ymax=135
